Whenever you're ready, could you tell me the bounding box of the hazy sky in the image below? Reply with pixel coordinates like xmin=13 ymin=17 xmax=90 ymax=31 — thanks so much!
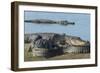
xmin=24 ymin=11 xmax=90 ymax=41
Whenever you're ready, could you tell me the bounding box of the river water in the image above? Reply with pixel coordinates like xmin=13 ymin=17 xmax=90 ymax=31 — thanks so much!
xmin=24 ymin=11 xmax=90 ymax=41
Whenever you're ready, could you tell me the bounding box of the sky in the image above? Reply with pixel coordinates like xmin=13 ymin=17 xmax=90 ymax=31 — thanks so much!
xmin=24 ymin=11 xmax=90 ymax=41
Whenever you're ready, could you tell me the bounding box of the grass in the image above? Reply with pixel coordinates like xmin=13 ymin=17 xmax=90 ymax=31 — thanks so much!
xmin=24 ymin=43 xmax=90 ymax=62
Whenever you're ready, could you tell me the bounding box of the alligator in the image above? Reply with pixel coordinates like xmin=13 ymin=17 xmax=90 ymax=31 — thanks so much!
xmin=24 ymin=19 xmax=75 ymax=26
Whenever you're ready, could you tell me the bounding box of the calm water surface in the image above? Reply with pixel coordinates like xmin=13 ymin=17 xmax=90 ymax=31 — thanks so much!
xmin=24 ymin=11 xmax=90 ymax=41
